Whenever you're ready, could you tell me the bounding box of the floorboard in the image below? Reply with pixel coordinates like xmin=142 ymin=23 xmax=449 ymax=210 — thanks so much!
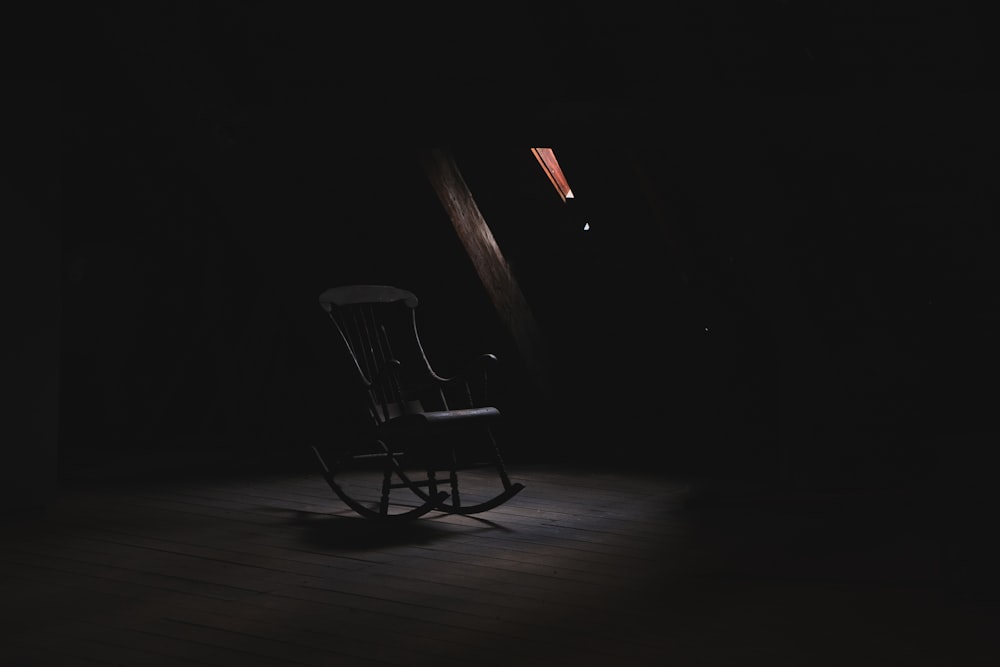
xmin=2 ymin=461 xmax=999 ymax=666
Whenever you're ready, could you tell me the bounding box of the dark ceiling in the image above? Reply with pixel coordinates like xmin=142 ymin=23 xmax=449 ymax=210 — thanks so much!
xmin=63 ymin=2 xmax=997 ymax=137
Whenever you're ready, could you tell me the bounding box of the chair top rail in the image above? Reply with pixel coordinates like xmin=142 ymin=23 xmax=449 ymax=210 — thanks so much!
xmin=319 ymin=285 xmax=418 ymax=312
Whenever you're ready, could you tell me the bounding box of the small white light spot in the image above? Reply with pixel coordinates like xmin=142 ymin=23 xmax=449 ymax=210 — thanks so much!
xmin=583 ymin=222 xmax=590 ymax=231
xmin=704 ymin=327 xmax=709 ymax=332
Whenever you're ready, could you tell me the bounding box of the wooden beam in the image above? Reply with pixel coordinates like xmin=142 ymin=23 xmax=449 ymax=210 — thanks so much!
xmin=421 ymin=148 xmax=551 ymax=400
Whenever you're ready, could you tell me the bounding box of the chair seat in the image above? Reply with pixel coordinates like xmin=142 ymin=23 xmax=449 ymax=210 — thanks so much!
xmin=379 ymin=407 xmax=501 ymax=434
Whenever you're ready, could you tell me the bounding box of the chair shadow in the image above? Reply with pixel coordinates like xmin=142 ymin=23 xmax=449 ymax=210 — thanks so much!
xmin=279 ymin=508 xmax=510 ymax=550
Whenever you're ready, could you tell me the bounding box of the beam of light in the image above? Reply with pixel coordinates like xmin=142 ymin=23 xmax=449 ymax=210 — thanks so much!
xmin=531 ymin=147 xmax=574 ymax=202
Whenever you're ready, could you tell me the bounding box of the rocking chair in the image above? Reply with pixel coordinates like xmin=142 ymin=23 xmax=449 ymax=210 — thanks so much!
xmin=313 ymin=285 xmax=525 ymax=520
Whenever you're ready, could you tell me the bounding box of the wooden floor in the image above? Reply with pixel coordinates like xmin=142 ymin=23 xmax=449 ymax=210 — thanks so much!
xmin=2 ymin=456 xmax=999 ymax=666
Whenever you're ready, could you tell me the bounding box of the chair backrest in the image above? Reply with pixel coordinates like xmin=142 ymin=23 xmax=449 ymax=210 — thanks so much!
xmin=319 ymin=285 xmax=439 ymax=425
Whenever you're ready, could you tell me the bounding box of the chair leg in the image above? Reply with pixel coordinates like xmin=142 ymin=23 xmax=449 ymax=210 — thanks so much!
xmin=379 ymin=454 xmax=393 ymax=516
xmin=427 ymin=468 xmax=439 ymax=497
xmin=311 ymin=445 xmax=446 ymax=521
xmin=486 ymin=427 xmax=516 ymax=491
xmin=402 ymin=427 xmax=525 ymax=515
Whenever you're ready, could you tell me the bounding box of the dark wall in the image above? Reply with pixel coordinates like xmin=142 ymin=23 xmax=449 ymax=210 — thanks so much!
xmin=59 ymin=4 xmax=528 ymax=471
xmin=59 ymin=3 xmax=1000 ymax=496
xmin=2 ymin=80 xmax=60 ymax=508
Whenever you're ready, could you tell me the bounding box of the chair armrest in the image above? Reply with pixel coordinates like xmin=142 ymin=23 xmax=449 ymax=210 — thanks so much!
xmin=427 ymin=353 xmax=498 ymax=384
